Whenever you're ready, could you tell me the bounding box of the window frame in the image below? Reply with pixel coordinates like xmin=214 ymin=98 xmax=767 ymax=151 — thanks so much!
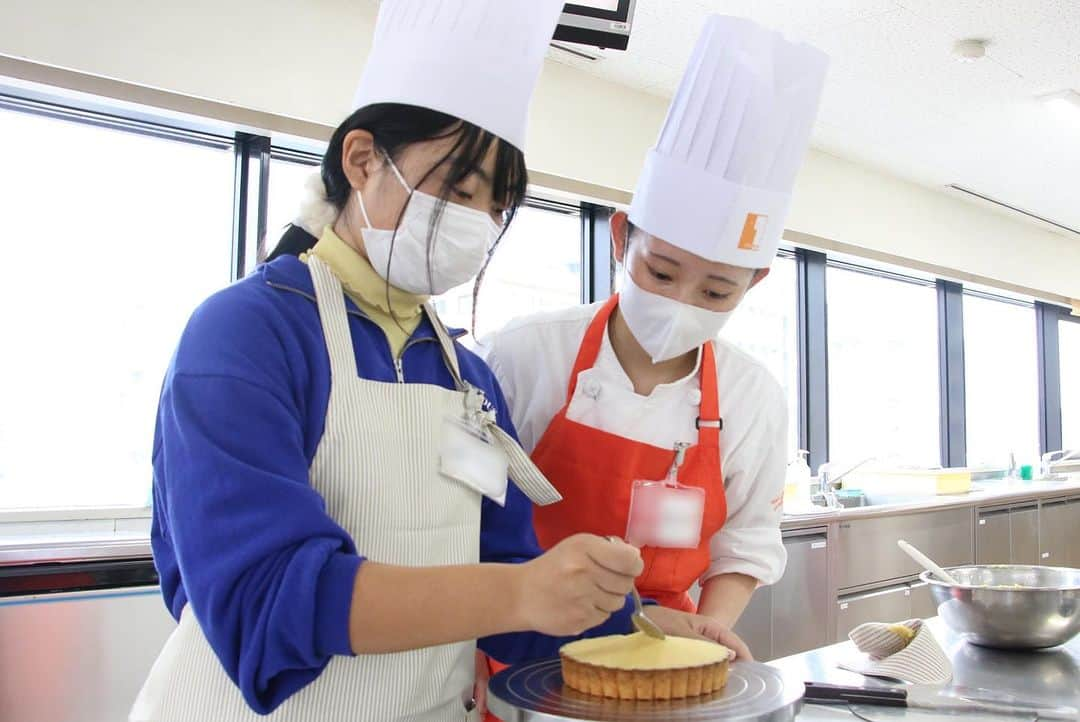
xmin=937 ymin=280 xmax=966 ymax=467
xmin=797 ymin=249 xmax=828 ymax=470
xmin=262 ymin=146 xmax=323 ymax=263
xmin=1038 ymin=302 xmax=1080 ymax=455
xmin=1055 ymin=310 xmax=1080 ymax=451
xmin=0 ymin=90 xmax=232 ymax=151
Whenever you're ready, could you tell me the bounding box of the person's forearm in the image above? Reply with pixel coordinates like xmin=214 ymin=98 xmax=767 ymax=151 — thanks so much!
xmin=348 ymin=561 xmax=526 ymax=654
xmin=696 ymin=572 xmax=757 ymax=627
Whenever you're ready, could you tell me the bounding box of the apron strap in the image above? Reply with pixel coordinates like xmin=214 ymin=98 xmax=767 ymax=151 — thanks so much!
xmin=565 ymin=295 xmax=621 ymax=403
xmin=308 ymin=255 xmax=360 ymax=380
xmin=422 ymin=302 xmax=466 ymax=391
xmin=422 ymin=302 xmax=562 ymax=506
xmin=696 ymin=341 xmax=722 ymax=449
xmin=488 ymin=424 xmax=563 ymax=507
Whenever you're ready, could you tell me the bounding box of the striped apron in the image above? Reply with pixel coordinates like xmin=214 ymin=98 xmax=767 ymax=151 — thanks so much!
xmin=131 ymin=256 xmax=559 ymax=722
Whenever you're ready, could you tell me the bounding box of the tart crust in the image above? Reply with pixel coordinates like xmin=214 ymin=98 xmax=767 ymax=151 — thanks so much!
xmin=559 ymin=632 xmax=732 ymax=701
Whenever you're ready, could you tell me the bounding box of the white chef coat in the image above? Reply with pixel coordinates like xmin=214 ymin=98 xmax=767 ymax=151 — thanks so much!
xmin=479 ymin=301 xmax=788 ymax=586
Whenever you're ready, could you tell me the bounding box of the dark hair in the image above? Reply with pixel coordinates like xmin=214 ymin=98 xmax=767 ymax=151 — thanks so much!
xmin=268 ymin=103 xmax=527 ymax=332
xmin=322 ymin=103 xmax=526 ymax=216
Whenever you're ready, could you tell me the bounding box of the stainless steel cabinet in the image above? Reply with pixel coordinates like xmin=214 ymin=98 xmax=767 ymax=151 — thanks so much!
xmin=977 ymin=503 xmax=1042 ymax=565
xmin=1011 ymin=505 xmax=1040 ymax=565
xmin=976 ymin=509 xmax=1011 ymax=565
xmin=0 ymin=587 xmax=175 ymax=722
xmin=908 ymin=580 xmax=939 ymax=619
xmin=772 ymin=533 xmax=830 ymax=658
xmin=836 ymin=584 xmax=913 ymax=642
xmin=732 ymin=530 xmax=829 ymax=661
xmin=835 ymin=508 xmax=973 ymax=590
xmin=733 ymin=584 xmax=772 ymax=660
xmin=1040 ymin=498 xmax=1080 ymax=568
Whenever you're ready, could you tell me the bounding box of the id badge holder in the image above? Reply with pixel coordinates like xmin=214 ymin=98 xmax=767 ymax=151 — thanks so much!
xmin=439 ymin=384 xmax=509 ymax=506
xmin=625 ymin=443 xmax=705 ymax=549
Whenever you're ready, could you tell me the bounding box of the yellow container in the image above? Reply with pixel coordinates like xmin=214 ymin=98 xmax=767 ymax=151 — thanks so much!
xmin=845 ymin=467 xmax=973 ymax=502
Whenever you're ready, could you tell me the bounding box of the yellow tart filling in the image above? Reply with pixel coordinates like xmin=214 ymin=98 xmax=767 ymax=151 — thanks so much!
xmin=560 ymin=632 xmax=732 ymax=670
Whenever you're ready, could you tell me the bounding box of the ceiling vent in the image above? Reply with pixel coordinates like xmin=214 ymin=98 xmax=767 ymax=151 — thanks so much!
xmin=947 ymin=184 xmax=1080 ymax=237
xmin=549 ymin=41 xmax=606 ymax=63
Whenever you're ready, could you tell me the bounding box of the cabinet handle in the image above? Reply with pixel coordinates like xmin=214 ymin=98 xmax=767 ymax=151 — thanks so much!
xmin=979 ymin=519 xmax=986 ymax=525
xmin=811 ymin=542 xmax=827 ymax=550
xmin=840 ymin=603 xmax=849 ymax=610
xmin=1042 ymin=552 xmax=1051 ymax=559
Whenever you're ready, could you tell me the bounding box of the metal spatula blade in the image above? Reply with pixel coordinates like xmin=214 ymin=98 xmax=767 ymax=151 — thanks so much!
xmin=907 ymin=684 xmax=1079 ymax=720
xmin=606 ymin=535 xmax=665 ymax=639
xmin=630 ymin=586 xmax=666 ymax=640
xmin=807 ymin=681 xmax=1079 ymax=721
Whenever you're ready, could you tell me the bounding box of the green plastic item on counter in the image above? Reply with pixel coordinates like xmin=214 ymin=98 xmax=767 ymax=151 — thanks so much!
xmin=835 ymin=489 xmax=867 ymax=508
xmin=1020 ymin=464 xmax=1033 ymax=481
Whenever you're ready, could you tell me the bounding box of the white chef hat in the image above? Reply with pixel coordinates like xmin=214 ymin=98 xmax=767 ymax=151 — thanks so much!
xmin=352 ymin=0 xmax=565 ymax=151
xmin=629 ymin=15 xmax=829 ymax=268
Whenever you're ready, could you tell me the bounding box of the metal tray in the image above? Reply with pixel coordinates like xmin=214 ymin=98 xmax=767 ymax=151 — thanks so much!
xmin=488 ymin=658 xmax=804 ymax=721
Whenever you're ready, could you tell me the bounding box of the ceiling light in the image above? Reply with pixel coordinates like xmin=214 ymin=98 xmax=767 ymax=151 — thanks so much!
xmin=952 ymin=38 xmax=987 ymax=62
xmin=1040 ymin=89 xmax=1080 ymax=115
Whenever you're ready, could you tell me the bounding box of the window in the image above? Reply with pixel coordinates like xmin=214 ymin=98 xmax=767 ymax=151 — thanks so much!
xmin=721 ymin=254 xmax=799 ymax=455
xmin=434 ymin=201 xmax=582 ymax=337
xmin=0 ymin=103 xmax=234 ymax=511
xmin=266 ymin=153 xmax=321 ymax=250
xmin=826 ymin=265 xmax=940 ymax=467
xmin=963 ymin=294 xmax=1039 ymax=468
xmin=1061 ymin=318 xmax=1080 ymax=450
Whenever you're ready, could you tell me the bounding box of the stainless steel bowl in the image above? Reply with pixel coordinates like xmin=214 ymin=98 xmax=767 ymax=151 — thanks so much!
xmin=921 ymin=565 xmax=1080 ymax=649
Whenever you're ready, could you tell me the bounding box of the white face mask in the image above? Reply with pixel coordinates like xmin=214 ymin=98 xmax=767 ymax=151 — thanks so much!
xmin=619 ymin=268 xmax=733 ymax=364
xmin=356 ymin=153 xmax=501 ymax=295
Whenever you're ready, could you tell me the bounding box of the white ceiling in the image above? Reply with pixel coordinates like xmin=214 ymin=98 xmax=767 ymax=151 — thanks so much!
xmin=553 ymin=0 xmax=1080 ymax=235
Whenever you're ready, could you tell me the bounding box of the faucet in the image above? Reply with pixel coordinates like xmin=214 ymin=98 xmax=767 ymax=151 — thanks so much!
xmin=1041 ymin=449 xmax=1079 ymax=480
xmin=816 ymin=457 xmax=875 ymax=508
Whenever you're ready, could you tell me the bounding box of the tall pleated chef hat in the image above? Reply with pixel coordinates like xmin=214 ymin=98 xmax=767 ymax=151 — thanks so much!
xmin=352 ymin=0 xmax=566 ymax=151
xmin=629 ymin=15 xmax=829 ymax=268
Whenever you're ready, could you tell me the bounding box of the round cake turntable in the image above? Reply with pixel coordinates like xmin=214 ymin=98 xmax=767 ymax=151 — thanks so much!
xmin=488 ymin=657 xmax=804 ymax=722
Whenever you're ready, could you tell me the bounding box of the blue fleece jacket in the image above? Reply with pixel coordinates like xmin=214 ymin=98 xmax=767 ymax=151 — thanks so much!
xmin=150 ymin=255 xmax=634 ymax=714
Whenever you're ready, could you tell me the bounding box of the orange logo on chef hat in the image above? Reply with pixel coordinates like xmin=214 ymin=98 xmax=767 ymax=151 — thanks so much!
xmin=737 ymin=212 xmax=768 ymax=251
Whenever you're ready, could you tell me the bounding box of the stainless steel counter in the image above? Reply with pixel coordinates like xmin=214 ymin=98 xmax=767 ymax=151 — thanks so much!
xmin=1 ymin=481 xmax=1076 ymax=566
xmin=0 ymin=533 xmax=151 ymax=566
xmin=768 ymin=617 xmax=1080 ymax=719
xmin=781 ymin=479 xmax=1080 ymax=530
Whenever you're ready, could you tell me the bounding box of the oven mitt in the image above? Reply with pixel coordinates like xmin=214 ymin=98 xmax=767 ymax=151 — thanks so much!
xmin=838 ymin=619 xmax=952 ymax=685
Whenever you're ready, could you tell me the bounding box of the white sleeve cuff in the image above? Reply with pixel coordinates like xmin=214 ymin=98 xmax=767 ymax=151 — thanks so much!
xmin=704 ymin=526 xmax=787 ymax=586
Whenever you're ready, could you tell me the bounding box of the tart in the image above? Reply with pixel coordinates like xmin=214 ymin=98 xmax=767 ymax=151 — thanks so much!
xmin=559 ymin=632 xmax=732 ymax=701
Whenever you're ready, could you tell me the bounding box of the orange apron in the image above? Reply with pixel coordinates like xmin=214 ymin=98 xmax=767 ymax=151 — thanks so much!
xmin=485 ymin=296 xmax=727 ymax=721
xmin=530 ymin=294 xmax=728 ymax=610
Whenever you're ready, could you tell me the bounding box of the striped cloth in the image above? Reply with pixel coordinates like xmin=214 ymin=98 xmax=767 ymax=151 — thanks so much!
xmin=839 ymin=619 xmax=952 ymax=685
